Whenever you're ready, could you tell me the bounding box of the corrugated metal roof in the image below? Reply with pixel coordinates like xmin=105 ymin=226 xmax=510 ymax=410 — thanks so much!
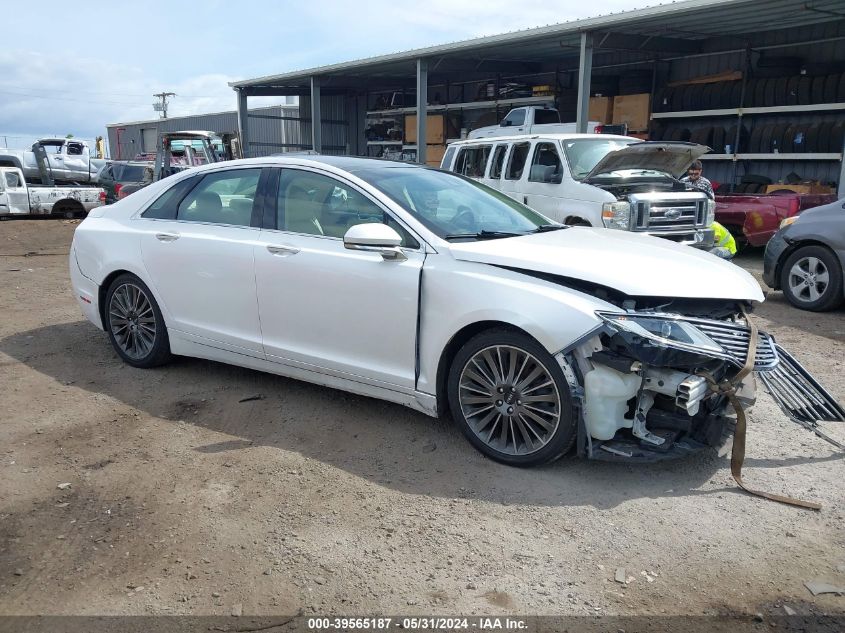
xmin=106 ymin=104 xmax=295 ymax=129
xmin=231 ymin=0 xmax=845 ymax=90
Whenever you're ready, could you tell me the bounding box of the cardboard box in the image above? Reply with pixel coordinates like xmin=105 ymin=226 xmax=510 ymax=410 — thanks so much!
xmin=764 ymin=183 xmax=835 ymax=195
xmin=588 ymin=96 xmax=614 ymax=124
xmin=405 ymin=114 xmax=446 ymax=144
xmin=612 ymin=93 xmax=651 ymax=132
xmin=424 ymin=144 xmax=446 ymax=167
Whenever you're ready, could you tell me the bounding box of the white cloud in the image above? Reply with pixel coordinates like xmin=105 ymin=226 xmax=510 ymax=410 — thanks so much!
xmin=0 ymin=0 xmax=651 ymax=144
xmin=0 ymin=51 xmax=280 ymax=144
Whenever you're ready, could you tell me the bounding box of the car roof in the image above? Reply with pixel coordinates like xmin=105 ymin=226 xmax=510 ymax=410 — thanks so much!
xmin=179 ymin=154 xmax=427 ymax=176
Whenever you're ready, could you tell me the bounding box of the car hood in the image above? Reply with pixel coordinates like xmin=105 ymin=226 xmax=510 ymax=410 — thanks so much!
xmin=584 ymin=141 xmax=710 ymax=180
xmin=446 ymin=228 xmax=764 ymax=302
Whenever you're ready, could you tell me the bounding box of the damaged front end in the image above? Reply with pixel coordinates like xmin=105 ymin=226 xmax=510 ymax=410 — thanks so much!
xmin=558 ymin=307 xmax=845 ymax=462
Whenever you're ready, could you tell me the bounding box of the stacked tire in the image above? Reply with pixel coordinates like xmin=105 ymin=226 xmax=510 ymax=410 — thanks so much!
xmin=652 ymin=71 xmax=845 ymax=113
xmin=656 ymin=121 xmax=842 ymax=154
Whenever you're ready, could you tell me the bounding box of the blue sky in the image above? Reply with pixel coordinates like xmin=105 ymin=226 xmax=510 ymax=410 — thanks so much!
xmin=0 ymin=0 xmax=645 ymax=146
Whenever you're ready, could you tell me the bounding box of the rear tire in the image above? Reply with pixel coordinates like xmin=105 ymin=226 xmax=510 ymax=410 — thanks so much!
xmin=447 ymin=329 xmax=577 ymax=467
xmin=780 ymin=245 xmax=844 ymax=312
xmin=105 ymin=273 xmax=172 ymax=368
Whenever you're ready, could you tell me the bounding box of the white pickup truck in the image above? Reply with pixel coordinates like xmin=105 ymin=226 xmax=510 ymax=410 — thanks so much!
xmin=0 ymin=167 xmax=105 ymax=218
xmin=469 ymin=106 xmax=603 ymax=139
xmin=0 ymin=138 xmax=106 ymax=184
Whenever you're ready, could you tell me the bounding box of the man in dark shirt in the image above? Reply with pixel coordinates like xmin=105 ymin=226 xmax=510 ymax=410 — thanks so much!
xmin=681 ymin=160 xmax=714 ymax=199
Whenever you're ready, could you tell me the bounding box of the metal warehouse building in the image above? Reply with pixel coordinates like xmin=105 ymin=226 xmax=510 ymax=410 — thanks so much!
xmin=229 ymin=0 xmax=845 ymax=194
xmin=105 ymin=104 xmax=301 ymax=162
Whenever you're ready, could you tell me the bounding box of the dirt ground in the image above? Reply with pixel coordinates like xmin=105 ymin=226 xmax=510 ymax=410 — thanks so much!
xmin=1 ymin=219 xmax=843 ymax=621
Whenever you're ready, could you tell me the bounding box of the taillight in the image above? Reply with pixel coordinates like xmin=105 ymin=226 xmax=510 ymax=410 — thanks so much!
xmin=594 ymin=124 xmax=604 ymax=134
xmin=114 ymin=183 xmax=123 ymax=195
xmin=99 ymin=190 xmax=106 ymax=202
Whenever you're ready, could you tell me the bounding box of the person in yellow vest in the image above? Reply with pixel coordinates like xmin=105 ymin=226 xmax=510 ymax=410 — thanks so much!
xmin=709 ymin=221 xmax=736 ymax=260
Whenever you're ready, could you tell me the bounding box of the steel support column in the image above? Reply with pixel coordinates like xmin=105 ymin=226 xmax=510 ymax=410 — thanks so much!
xmin=575 ymin=32 xmax=594 ymax=134
xmin=236 ymin=89 xmax=249 ymax=158
xmin=416 ymin=59 xmax=428 ymax=164
xmin=311 ymin=76 xmax=322 ymax=153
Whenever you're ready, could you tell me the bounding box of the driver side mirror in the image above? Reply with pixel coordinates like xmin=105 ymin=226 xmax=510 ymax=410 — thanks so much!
xmin=500 ymin=119 xmax=511 ymax=127
xmin=343 ymin=223 xmax=406 ymax=261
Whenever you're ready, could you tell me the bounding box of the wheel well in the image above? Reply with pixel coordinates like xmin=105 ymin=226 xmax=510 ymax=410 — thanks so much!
xmin=98 ymin=269 xmax=131 ymax=327
xmin=563 ymin=216 xmax=591 ymax=226
xmin=53 ymin=199 xmax=84 ymax=213
xmin=774 ymin=240 xmax=838 ymax=290
xmin=434 ymin=320 xmax=536 ymax=417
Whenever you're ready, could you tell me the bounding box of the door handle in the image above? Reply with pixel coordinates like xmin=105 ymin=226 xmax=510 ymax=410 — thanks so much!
xmin=155 ymin=232 xmax=180 ymax=242
xmin=523 ymin=196 xmax=528 ymax=205
xmin=266 ymin=244 xmax=300 ymax=256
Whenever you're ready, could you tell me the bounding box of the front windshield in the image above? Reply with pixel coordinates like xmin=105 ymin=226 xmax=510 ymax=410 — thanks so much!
xmin=562 ymin=138 xmax=636 ymax=180
xmin=352 ymin=167 xmax=553 ymax=239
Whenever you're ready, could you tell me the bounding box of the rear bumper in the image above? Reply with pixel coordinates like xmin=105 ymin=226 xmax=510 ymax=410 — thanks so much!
xmin=69 ymin=247 xmax=103 ymax=330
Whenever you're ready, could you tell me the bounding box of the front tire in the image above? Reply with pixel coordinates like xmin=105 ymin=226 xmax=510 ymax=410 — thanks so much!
xmin=780 ymin=245 xmax=843 ymax=312
xmin=447 ymin=329 xmax=576 ymax=467
xmin=105 ymin=274 xmax=172 ymax=368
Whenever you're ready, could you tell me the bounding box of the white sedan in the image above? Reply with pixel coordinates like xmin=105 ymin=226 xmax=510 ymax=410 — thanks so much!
xmin=70 ymin=156 xmax=843 ymax=466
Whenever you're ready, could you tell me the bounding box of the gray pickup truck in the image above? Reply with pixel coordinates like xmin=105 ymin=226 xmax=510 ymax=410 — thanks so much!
xmin=0 ymin=138 xmax=106 ymax=184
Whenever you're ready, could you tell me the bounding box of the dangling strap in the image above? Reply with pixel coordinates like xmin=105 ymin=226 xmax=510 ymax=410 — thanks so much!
xmin=699 ymin=307 xmax=821 ymax=511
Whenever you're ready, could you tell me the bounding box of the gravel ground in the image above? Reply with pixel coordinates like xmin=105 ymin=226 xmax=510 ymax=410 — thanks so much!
xmin=0 ymin=219 xmax=843 ymax=621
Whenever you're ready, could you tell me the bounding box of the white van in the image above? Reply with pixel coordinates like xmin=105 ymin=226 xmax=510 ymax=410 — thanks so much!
xmin=440 ymin=134 xmax=715 ymax=248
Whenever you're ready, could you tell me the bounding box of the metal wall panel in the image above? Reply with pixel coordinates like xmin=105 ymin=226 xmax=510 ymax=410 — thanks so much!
xmin=297 ymin=95 xmax=351 ymax=155
xmin=106 ymin=105 xmax=299 ymax=160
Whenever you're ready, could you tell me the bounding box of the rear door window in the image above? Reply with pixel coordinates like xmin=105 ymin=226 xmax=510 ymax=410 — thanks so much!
xmin=141 ymin=177 xmax=199 ymax=220
xmin=505 ymin=142 xmax=530 ymax=180
xmin=533 ymin=109 xmax=559 ymax=125
xmin=489 ymin=145 xmax=508 ymax=179
xmin=177 ymin=169 xmax=261 ymax=226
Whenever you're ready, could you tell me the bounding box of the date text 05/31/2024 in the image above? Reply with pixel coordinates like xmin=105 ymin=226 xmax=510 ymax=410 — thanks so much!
xmin=307 ymin=617 xmax=528 ymax=630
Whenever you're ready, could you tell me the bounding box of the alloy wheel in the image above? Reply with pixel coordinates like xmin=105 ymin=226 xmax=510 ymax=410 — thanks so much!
xmin=788 ymin=256 xmax=830 ymax=303
xmin=109 ymin=282 xmax=157 ymax=360
xmin=458 ymin=345 xmax=561 ymax=456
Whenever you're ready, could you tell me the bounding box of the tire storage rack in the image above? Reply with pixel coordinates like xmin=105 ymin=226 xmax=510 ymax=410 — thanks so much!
xmin=650 ymin=71 xmax=845 ymax=194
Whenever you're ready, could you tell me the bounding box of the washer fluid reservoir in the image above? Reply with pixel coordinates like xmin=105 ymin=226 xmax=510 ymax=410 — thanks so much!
xmin=584 ymin=364 xmax=641 ymax=441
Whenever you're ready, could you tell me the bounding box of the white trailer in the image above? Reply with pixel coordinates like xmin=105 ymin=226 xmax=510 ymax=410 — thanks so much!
xmin=0 ymin=167 xmax=104 ymax=218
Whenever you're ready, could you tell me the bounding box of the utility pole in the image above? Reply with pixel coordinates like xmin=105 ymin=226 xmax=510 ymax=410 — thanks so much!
xmin=153 ymin=92 xmax=176 ymax=119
